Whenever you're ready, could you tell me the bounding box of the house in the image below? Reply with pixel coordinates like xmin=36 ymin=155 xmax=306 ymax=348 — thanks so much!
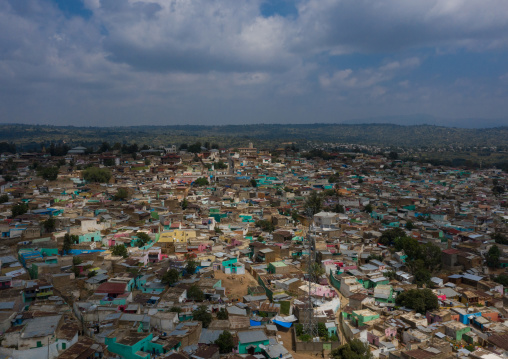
xmin=105 ymin=330 xmax=169 ymax=358
xmin=351 ymin=309 xmax=380 ymax=327
xmin=237 ymin=330 xmax=269 ymax=354
xmin=95 ymin=281 xmax=127 ymax=298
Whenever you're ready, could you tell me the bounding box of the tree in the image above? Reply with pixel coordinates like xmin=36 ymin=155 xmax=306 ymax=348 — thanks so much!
xmin=62 ymin=233 xmax=72 ymax=254
xmin=395 ymin=289 xmax=438 ymax=314
xmin=310 ymin=263 xmax=325 ymax=279
xmin=492 ymin=185 xmax=505 ymax=197
xmin=250 ymin=179 xmax=257 ymax=187
xmin=99 ymin=141 xmax=111 ymax=153
xmin=187 ymin=285 xmax=205 ymax=301
xmin=332 ymin=204 xmax=345 ymax=213
xmin=162 ymin=268 xmax=180 ymax=285
xmin=11 ymin=203 xmax=28 ymax=218
xmin=331 ymin=339 xmax=373 ymax=359
xmin=388 ymin=151 xmax=399 ymax=160
xmin=215 ymin=330 xmax=235 ymax=353
xmin=405 ymin=221 xmax=415 ymax=230
xmin=114 ymin=188 xmax=129 ymax=201
xmin=170 ymin=306 xmax=182 ymax=313
xmin=214 ymin=160 xmax=227 ymax=169
xmin=255 ymin=219 xmax=275 ymax=233
xmin=43 ymin=217 xmax=56 ymax=233
xmin=410 ymin=259 xmax=432 ymax=287
xmin=194 ymin=177 xmax=209 ymax=187
xmin=304 ymin=191 xmax=322 ymax=216
xmin=192 ymin=305 xmax=212 ymax=328
xmin=364 ymin=204 xmax=373 ymax=213
xmin=111 ymin=244 xmax=128 ymax=258
xmin=185 ymin=258 xmax=198 ymax=276
xmin=136 ymin=232 xmax=151 ymax=247
xmin=492 ymin=232 xmax=508 ymax=245
xmin=38 ymin=166 xmax=59 ymax=180
xmin=486 ymin=245 xmax=501 ymax=268
xmin=217 ymin=308 xmax=229 ymax=320
xmin=0 ymin=194 xmax=8 ymax=203
xmin=181 ymin=198 xmax=188 ymax=210
xmin=379 ymin=227 xmax=406 ymax=246
xmin=188 ymin=142 xmax=202 ymax=154
xmin=88 ymin=270 xmax=97 ymax=278
xmin=494 ymin=273 xmax=508 ymax=286
xmin=73 ymin=256 xmax=83 ymax=266
xmin=82 ymin=167 xmax=112 ymax=183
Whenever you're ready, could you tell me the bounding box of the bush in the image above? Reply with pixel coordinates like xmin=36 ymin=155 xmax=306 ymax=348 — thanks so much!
xmin=299 ymin=334 xmax=312 ymax=342
xmin=217 ymin=308 xmax=229 ymax=320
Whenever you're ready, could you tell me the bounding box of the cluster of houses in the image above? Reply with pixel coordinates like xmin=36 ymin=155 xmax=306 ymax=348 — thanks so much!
xmin=0 ymin=143 xmax=507 ymax=359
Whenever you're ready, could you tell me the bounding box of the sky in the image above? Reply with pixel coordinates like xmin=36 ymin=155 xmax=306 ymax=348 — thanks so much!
xmin=1 ymin=0 xmax=508 ymax=127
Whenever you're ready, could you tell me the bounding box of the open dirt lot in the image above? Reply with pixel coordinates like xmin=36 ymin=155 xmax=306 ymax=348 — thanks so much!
xmin=212 ymin=269 xmax=259 ymax=300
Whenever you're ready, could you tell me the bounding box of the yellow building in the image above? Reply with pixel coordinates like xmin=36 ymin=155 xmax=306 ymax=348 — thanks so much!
xmin=158 ymin=229 xmax=197 ymax=244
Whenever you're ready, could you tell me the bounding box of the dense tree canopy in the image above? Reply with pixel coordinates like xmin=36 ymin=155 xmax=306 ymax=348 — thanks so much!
xmin=395 ymin=289 xmax=438 ymax=314
xmin=82 ymin=167 xmax=112 ymax=183
xmin=379 ymin=227 xmax=406 ymax=245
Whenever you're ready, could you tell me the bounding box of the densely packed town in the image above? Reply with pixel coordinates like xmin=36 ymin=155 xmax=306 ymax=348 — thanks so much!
xmin=0 ymin=142 xmax=507 ymax=359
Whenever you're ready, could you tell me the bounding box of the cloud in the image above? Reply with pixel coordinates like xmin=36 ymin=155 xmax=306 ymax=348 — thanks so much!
xmin=0 ymin=0 xmax=508 ymax=126
xmin=294 ymin=0 xmax=508 ymax=54
xmin=319 ymin=57 xmax=421 ymax=93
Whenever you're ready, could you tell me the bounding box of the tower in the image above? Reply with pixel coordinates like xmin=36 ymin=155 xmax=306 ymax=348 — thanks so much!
xmin=303 ymin=229 xmax=319 ymax=338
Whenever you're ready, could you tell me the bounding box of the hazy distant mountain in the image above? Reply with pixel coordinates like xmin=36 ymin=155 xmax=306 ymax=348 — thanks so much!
xmin=342 ymin=115 xmax=508 ymax=128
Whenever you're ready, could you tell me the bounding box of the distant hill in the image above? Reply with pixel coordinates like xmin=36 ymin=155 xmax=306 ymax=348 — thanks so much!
xmin=342 ymin=115 xmax=508 ymax=128
xmin=1 ymin=123 xmax=508 ymax=149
